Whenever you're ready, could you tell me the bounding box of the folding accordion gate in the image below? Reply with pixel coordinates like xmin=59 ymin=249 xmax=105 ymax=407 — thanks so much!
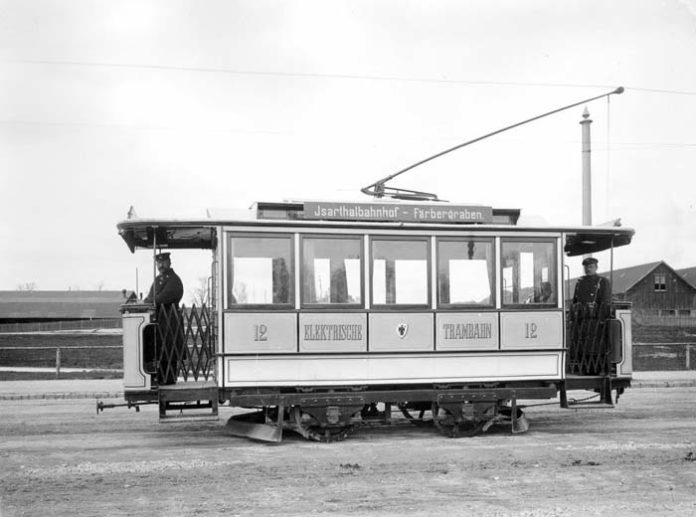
xmin=567 ymin=304 xmax=611 ymax=377
xmin=154 ymin=303 xmax=216 ymax=384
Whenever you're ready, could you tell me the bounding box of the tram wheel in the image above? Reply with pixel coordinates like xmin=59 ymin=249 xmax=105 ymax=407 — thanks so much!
xmin=431 ymin=402 xmax=486 ymax=438
xmin=292 ymin=406 xmax=354 ymax=443
xmin=397 ymin=403 xmax=433 ymax=427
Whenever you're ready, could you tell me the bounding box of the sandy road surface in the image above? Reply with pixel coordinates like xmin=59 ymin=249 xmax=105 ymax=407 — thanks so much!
xmin=1 ymin=388 xmax=695 ymax=516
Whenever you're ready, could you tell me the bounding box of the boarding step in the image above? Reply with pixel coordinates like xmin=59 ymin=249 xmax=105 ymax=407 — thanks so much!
xmin=158 ymin=380 xmax=219 ymax=422
xmin=561 ymin=375 xmax=615 ymax=409
xmin=566 ymin=399 xmax=615 ymax=409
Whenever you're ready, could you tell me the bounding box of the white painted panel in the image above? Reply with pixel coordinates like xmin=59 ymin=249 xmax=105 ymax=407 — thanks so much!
xmin=436 ymin=312 xmax=499 ymax=351
xmin=369 ymin=313 xmax=433 ymax=351
xmin=364 ymin=235 xmax=370 ymax=309
xmin=616 ymin=309 xmax=633 ymax=375
xmin=225 ymin=352 xmax=562 ymax=386
xmin=122 ymin=313 xmax=150 ymax=390
xmin=495 ymin=237 xmax=501 ymax=309
xmin=500 ymin=311 xmax=563 ymax=349
xmin=294 ymin=233 xmax=301 ymax=309
xmin=430 ymin=236 xmax=437 ymax=310
xmin=224 ymin=312 xmax=297 ymax=353
xmin=299 ymin=313 xmax=367 ymax=352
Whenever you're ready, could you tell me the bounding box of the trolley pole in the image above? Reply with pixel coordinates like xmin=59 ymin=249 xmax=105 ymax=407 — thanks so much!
xmin=580 ymin=107 xmax=593 ymax=226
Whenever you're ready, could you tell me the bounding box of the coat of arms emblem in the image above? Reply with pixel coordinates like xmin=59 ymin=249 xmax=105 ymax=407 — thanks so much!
xmin=396 ymin=323 xmax=409 ymax=339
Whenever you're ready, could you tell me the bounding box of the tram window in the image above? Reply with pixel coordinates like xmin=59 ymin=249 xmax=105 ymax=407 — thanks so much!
xmin=227 ymin=235 xmax=293 ymax=307
xmin=372 ymin=239 xmax=429 ymax=306
xmin=437 ymin=239 xmax=494 ymax=307
xmin=302 ymin=237 xmax=362 ymax=305
xmin=501 ymin=240 xmax=557 ymax=306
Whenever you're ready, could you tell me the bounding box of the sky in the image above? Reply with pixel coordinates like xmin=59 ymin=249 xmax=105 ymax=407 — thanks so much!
xmin=1 ymin=0 xmax=695 ymax=303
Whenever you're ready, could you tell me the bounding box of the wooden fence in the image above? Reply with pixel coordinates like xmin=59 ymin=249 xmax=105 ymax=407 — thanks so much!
xmin=0 ymin=319 xmax=121 ymax=333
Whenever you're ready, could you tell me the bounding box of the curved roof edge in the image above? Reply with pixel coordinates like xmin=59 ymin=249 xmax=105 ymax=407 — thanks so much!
xmin=117 ymin=217 xmax=634 ymax=255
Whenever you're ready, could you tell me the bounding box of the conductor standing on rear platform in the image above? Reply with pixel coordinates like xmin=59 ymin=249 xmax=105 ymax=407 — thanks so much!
xmin=572 ymin=257 xmax=611 ymax=312
xmin=145 ymin=253 xmax=184 ymax=384
xmin=571 ymin=257 xmax=612 ymax=375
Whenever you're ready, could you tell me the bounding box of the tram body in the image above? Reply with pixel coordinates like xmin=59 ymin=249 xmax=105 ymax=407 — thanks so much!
xmin=114 ymin=200 xmax=634 ymax=441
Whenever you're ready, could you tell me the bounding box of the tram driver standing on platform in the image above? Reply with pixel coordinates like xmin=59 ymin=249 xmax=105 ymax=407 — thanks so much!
xmin=144 ymin=252 xmax=184 ymax=385
xmin=144 ymin=253 xmax=184 ymax=307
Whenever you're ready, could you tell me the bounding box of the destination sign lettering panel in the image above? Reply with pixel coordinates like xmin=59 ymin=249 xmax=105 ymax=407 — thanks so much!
xmin=304 ymin=202 xmax=493 ymax=224
xmin=299 ymin=313 xmax=367 ymax=353
xmin=436 ymin=312 xmax=499 ymax=351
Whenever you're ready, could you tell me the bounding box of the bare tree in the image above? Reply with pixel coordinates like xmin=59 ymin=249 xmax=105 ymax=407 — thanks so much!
xmin=190 ymin=276 xmax=210 ymax=307
xmin=95 ymin=281 xmax=105 ymax=291
xmin=16 ymin=282 xmax=37 ymax=291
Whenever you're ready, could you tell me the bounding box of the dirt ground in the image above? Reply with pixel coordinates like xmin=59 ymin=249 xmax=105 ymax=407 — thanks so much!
xmin=1 ymin=388 xmax=695 ymax=516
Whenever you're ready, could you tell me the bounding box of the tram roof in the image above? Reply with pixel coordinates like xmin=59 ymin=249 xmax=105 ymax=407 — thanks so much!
xmin=117 ymin=200 xmax=634 ymax=256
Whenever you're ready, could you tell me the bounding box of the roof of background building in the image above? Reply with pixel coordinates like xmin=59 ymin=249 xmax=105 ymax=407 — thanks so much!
xmin=0 ymin=290 xmax=130 ymax=319
xmin=568 ymin=260 xmax=696 ymax=297
xmin=601 ymin=261 xmax=664 ymax=294
xmin=676 ymin=266 xmax=696 ymax=290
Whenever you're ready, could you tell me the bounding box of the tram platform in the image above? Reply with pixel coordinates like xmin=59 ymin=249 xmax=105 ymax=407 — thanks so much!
xmin=0 ymin=372 xmax=695 ymax=401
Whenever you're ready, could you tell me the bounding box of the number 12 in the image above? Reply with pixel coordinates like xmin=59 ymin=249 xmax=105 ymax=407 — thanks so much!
xmin=525 ymin=322 xmax=538 ymax=339
xmin=254 ymin=324 xmax=268 ymax=341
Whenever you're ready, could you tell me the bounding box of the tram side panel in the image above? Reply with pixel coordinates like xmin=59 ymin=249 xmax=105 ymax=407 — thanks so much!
xmin=220 ymin=310 xmax=564 ymax=388
xmin=219 ymin=227 xmax=565 ymax=391
xmin=222 ymin=353 xmax=563 ymax=387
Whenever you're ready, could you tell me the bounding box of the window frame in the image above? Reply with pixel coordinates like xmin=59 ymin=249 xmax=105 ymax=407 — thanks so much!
xmin=299 ymin=233 xmax=365 ymax=310
xmin=654 ymin=273 xmax=667 ymax=292
xmin=500 ymin=237 xmax=558 ymax=309
xmin=436 ymin=237 xmax=496 ymax=310
xmin=225 ymin=232 xmax=295 ymax=311
xmin=369 ymin=235 xmax=432 ymax=310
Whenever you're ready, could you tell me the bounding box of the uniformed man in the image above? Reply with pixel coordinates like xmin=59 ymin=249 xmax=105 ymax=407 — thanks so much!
xmin=144 ymin=252 xmax=184 ymax=307
xmin=145 ymin=253 xmax=184 ymax=385
xmin=571 ymin=257 xmax=612 ymax=375
xmin=572 ymin=257 xmax=611 ymax=311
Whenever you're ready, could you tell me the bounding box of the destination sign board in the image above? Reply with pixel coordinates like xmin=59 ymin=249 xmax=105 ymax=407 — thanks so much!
xmin=303 ymin=202 xmax=493 ymax=224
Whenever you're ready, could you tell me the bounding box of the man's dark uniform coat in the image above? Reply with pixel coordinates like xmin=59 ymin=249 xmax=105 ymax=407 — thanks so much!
xmin=570 ymin=273 xmax=612 ymax=375
xmin=145 ymin=268 xmax=184 ymax=384
xmin=572 ymin=274 xmax=611 ymax=307
xmin=144 ymin=269 xmax=184 ymax=306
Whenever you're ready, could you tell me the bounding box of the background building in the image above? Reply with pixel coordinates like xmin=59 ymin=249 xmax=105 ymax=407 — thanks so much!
xmin=676 ymin=266 xmax=696 ymax=293
xmin=569 ymin=261 xmax=696 ymax=326
xmin=0 ymin=290 xmax=130 ymax=324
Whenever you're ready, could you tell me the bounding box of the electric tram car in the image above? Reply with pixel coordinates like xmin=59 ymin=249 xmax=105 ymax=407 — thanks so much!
xmin=108 ymin=199 xmax=634 ymax=442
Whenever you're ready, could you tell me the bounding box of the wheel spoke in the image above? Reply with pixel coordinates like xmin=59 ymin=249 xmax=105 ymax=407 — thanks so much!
xmin=398 ymin=403 xmax=433 ymax=427
xmin=292 ymin=407 xmax=355 ymax=443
